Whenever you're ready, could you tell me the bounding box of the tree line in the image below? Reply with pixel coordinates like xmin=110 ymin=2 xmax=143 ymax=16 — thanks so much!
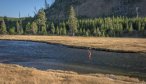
xmin=0 ymin=6 xmax=146 ymax=37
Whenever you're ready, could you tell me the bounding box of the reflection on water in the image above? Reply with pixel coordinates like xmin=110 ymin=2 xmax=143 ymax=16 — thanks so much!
xmin=0 ymin=40 xmax=146 ymax=80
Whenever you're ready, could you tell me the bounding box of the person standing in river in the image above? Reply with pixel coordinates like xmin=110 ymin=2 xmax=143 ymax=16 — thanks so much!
xmin=88 ymin=48 xmax=92 ymax=60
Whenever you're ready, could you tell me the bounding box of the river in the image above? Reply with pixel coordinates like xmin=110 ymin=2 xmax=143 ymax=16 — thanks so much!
xmin=0 ymin=40 xmax=146 ymax=80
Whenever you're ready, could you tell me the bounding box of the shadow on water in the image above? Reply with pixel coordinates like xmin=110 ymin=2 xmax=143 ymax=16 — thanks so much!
xmin=0 ymin=40 xmax=146 ymax=81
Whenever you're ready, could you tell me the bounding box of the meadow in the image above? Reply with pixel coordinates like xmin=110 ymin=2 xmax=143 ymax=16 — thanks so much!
xmin=0 ymin=63 xmax=145 ymax=84
xmin=0 ymin=35 xmax=146 ymax=53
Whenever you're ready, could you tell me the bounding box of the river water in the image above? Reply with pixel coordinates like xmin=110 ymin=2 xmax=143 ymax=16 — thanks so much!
xmin=0 ymin=40 xmax=146 ymax=80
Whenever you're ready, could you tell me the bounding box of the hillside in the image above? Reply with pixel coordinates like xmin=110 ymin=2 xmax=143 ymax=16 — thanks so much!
xmin=46 ymin=0 xmax=146 ymax=20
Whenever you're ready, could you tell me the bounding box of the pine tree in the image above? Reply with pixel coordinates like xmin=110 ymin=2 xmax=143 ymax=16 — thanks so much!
xmin=85 ymin=29 xmax=90 ymax=36
xmin=141 ymin=22 xmax=145 ymax=32
xmin=41 ymin=25 xmax=47 ymax=35
xmin=0 ymin=19 xmax=7 ymax=34
xmin=141 ymin=22 xmax=145 ymax=35
xmin=51 ymin=22 xmax=55 ymax=34
xmin=31 ymin=22 xmax=38 ymax=34
xmin=20 ymin=27 xmax=24 ymax=34
xmin=79 ymin=28 xmax=83 ymax=36
xmin=59 ymin=27 xmax=62 ymax=35
xmin=19 ymin=20 xmax=24 ymax=34
xmin=68 ymin=6 xmax=78 ymax=36
xmin=56 ymin=26 xmax=59 ymax=35
xmin=82 ymin=28 xmax=86 ymax=36
xmin=16 ymin=21 xmax=20 ymax=34
xmin=93 ymin=27 xmax=97 ymax=36
xmin=129 ymin=23 xmax=133 ymax=32
xmin=36 ymin=9 xmax=47 ymax=34
xmin=25 ymin=22 xmax=31 ymax=34
xmin=126 ymin=22 xmax=129 ymax=32
xmin=62 ymin=22 xmax=67 ymax=35
xmin=101 ymin=24 xmax=106 ymax=36
xmin=62 ymin=26 xmax=67 ymax=35
xmin=9 ymin=27 xmax=15 ymax=35
xmin=97 ymin=28 xmax=101 ymax=36
xmin=138 ymin=21 xmax=141 ymax=31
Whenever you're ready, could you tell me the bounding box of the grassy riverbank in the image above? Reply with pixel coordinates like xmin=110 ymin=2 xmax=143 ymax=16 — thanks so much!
xmin=0 ymin=35 xmax=146 ymax=53
xmin=0 ymin=63 xmax=145 ymax=84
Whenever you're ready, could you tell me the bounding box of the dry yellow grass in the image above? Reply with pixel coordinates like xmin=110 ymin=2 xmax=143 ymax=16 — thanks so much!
xmin=0 ymin=63 xmax=145 ymax=84
xmin=0 ymin=35 xmax=146 ymax=53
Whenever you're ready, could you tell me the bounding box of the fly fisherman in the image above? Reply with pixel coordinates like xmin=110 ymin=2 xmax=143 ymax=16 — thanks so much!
xmin=88 ymin=48 xmax=92 ymax=60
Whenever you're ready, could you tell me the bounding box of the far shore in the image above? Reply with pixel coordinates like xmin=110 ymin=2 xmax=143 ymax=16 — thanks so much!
xmin=0 ymin=35 xmax=146 ymax=53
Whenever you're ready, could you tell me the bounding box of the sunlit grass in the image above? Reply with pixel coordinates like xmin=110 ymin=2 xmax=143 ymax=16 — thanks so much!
xmin=0 ymin=35 xmax=146 ymax=53
xmin=0 ymin=63 xmax=145 ymax=84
